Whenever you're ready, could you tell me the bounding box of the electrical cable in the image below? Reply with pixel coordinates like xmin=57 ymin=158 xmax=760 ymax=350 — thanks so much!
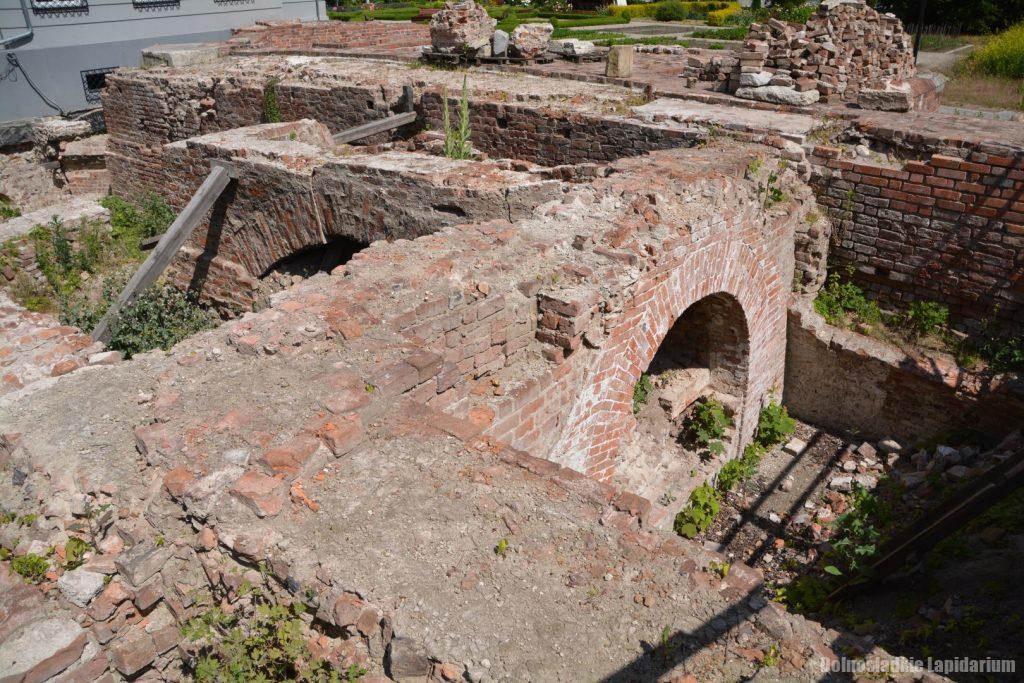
xmin=6 ymin=52 xmax=67 ymax=116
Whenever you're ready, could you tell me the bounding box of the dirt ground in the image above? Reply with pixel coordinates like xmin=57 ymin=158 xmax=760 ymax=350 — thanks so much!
xmin=695 ymin=420 xmax=1024 ymax=681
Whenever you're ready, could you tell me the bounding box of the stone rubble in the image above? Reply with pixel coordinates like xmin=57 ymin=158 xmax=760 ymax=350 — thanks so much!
xmin=509 ymin=22 xmax=552 ymax=59
xmin=428 ymin=0 xmax=496 ymax=56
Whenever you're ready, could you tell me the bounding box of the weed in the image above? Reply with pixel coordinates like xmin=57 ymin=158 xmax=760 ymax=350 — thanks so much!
xmin=632 ymin=373 xmax=653 ymax=415
xmin=263 ymin=78 xmax=282 ymax=123
xmin=443 ymin=75 xmax=473 ymax=160
xmin=716 ymin=442 xmax=763 ymax=493
xmin=184 ymin=588 xmax=363 ymax=682
xmin=813 ymin=269 xmax=881 ymax=327
xmin=761 ymin=643 xmax=780 ymax=667
xmin=708 ymin=560 xmax=730 ymax=578
xmin=754 ymin=397 xmax=796 ymax=448
xmin=17 ymin=513 xmax=36 ymax=527
xmin=830 ymin=482 xmax=894 ymax=572
xmin=494 ymin=538 xmax=509 ymax=557
xmin=687 ymin=397 xmax=731 ymax=452
xmin=905 ymin=300 xmax=949 ymax=338
xmin=673 ymin=482 xmax=720 ymax=538
xmin=12 ymin=553 xmax=49 ymax=583
xmin=0 ymin=199 xmax=20 ymax=219
xmin=63 ymin=537 xmax=90 ymax=570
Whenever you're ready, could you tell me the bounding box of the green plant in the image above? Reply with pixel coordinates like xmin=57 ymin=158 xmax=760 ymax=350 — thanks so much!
xmin=905 ymin=300 xmax=948 ymax=338
xmin=813 ymin=269 xmax=881 ymax=327
xmin=12 ymin=553 xmax=49 ymax=583
xmin=17 ymin=513 xmax=37 ymax=527
xmin=63 ymin=537 xmax=90 ymax=570
xmin=443 ymin=75 xmax=472 ymax=160
xmin=184 ymin=591 xmax=364 ymax=682
xmin=969 ymin=22 xmax=1024 ymax=79
xmin=263 ymin=78 xmax=282 ymax=123
xmin=761 ymin=643 xmax=780 ymax=667
xmin=830 ymin=482 xmax=894 ymax=572
xmin=632 ymin=373 xmax=653 ymax=415
xmin=708 ymin=560 xmax=730 ymax=578
xmin=104 ymin=284 xmax=213 ymax=358
xmin=779 ymin=573 xmax=832 ymax=613
xmin=754 ymin=397 xmax=796 ymax=448
xmin=716 ymin=442 xmax=763 ymax=493
xmin=101 ymin=194 xmax=173 ymax=256
xmin=654 ymin=0 xmax=687 ymax=21
xmin=0 ymin=199 xmax=20 ymax=219
xmin=687 ymin=397 xmax=731 ymax=451
xmin=494 ymin=538 xmax=509 ymax=557
xmin=673 ymin=482 xmax=720 ymax=538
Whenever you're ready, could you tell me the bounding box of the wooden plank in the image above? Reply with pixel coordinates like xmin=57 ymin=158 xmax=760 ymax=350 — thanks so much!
xmin=332 ymin=111 xmax=417 ymax=145
xmin=139 ymin=233 xmax=163 ymax=251
xmin=91 ymin=163 xmax=234 ymax=343
xmin=829 ymin=445 xmax=1024 ymax=600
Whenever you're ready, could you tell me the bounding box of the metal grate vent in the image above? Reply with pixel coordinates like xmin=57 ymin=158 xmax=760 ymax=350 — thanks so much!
xmin=30 ymin=0 xmax=88 ymax=15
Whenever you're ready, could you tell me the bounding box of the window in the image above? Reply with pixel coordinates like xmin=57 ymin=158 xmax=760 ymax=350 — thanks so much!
xmin=81 ymin=67 xmax=116 ymax=104
xmin=30 ymin=0 xmax=88 ymax=15
xmin=132 ymin=0 xmax=180 ymax=8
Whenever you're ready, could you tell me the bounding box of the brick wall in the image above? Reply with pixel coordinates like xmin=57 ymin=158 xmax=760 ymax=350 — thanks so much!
xmin=134 ymin=120 xmax=560 ymax=311
xmin=810 ymin=145 xmax=1024 ymax=329
xmin=420 ymin=91 xmax=701 ymax=167
xmin=227 ymin=20 xmax=429 ymax=52
xmin=785 ymin=298 xmax=1024 ymax=444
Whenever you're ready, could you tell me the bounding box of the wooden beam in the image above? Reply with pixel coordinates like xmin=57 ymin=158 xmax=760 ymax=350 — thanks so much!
xmin=332 ymin=111 xmax=417 ymax=145
xmin=91 ymin=162 xmax=234 ymax=343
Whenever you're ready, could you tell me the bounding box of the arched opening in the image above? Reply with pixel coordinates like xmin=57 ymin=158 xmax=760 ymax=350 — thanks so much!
xmin=614 ymin=292 xmax=750 ymax=520
xmin=259 ymin=235 xmax=368 ymax=292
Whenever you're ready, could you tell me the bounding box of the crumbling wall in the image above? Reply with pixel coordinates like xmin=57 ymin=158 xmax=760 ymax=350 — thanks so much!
xmin=144 ymin=120 xmax=561 ymax=311
xmin=785 ymin=298 xmax=1024 ymax=444
xmin=809 ymin=143 xmax=1024 ymax=329
xmin=419 ymin=91 xmax=701 ymax=166
xmin=227 ymin=19 xmax=429 ymax=52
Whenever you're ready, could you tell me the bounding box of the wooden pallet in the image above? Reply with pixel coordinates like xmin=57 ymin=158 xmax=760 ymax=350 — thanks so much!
xmin=560 ymin=52 xmax=604 ymax=64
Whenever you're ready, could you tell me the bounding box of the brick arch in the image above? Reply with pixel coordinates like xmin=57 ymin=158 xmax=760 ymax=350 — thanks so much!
xmin=550 ymin=237 xmax=787 ymax=481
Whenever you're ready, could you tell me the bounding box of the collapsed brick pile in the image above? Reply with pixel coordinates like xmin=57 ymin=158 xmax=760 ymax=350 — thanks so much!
xmin=734 ymin=0 xmax=915 ymax=106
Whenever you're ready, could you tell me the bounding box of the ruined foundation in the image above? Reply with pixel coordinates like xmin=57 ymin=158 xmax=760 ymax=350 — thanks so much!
xmin=1 ymin=15 xmax=1023 ymax=683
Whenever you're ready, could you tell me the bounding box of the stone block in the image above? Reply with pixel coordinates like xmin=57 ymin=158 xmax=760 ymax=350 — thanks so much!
xmin=510 ymin=23 xmax=553 ymax=59
xmin=606 ymin=45 xmax=634 ymax=78
xmin=114 ymin=541 xmax=172 ymax=587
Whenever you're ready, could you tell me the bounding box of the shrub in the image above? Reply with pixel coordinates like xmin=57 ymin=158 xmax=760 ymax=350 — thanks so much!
xmin=970 ymin=23 xmax=1024 ymax=79
xmin=706 ymin=3 xmax=741 ymax=26
xmin=905 ymin=300 xmax=949 ymax=338
xmin=655 ymin=0 xmax=687 ymax=21
xmin=673 ymin=482 xmax=720 ymax=538
xmin=754 ymin=397 xmax=796 ymax=448
xmin=830 ymin=482 xmax=894 ymax=572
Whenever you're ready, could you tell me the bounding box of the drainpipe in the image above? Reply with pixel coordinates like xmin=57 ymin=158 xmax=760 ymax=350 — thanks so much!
xmin=1 ymin=0 xmax=34 ymax=49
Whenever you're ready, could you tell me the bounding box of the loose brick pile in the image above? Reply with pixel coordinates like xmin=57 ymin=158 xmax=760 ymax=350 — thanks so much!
xmin=735 ymin=0 xmax=915 ymax=104
xmin=0 ymin=292 xmax=115 ymax=396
